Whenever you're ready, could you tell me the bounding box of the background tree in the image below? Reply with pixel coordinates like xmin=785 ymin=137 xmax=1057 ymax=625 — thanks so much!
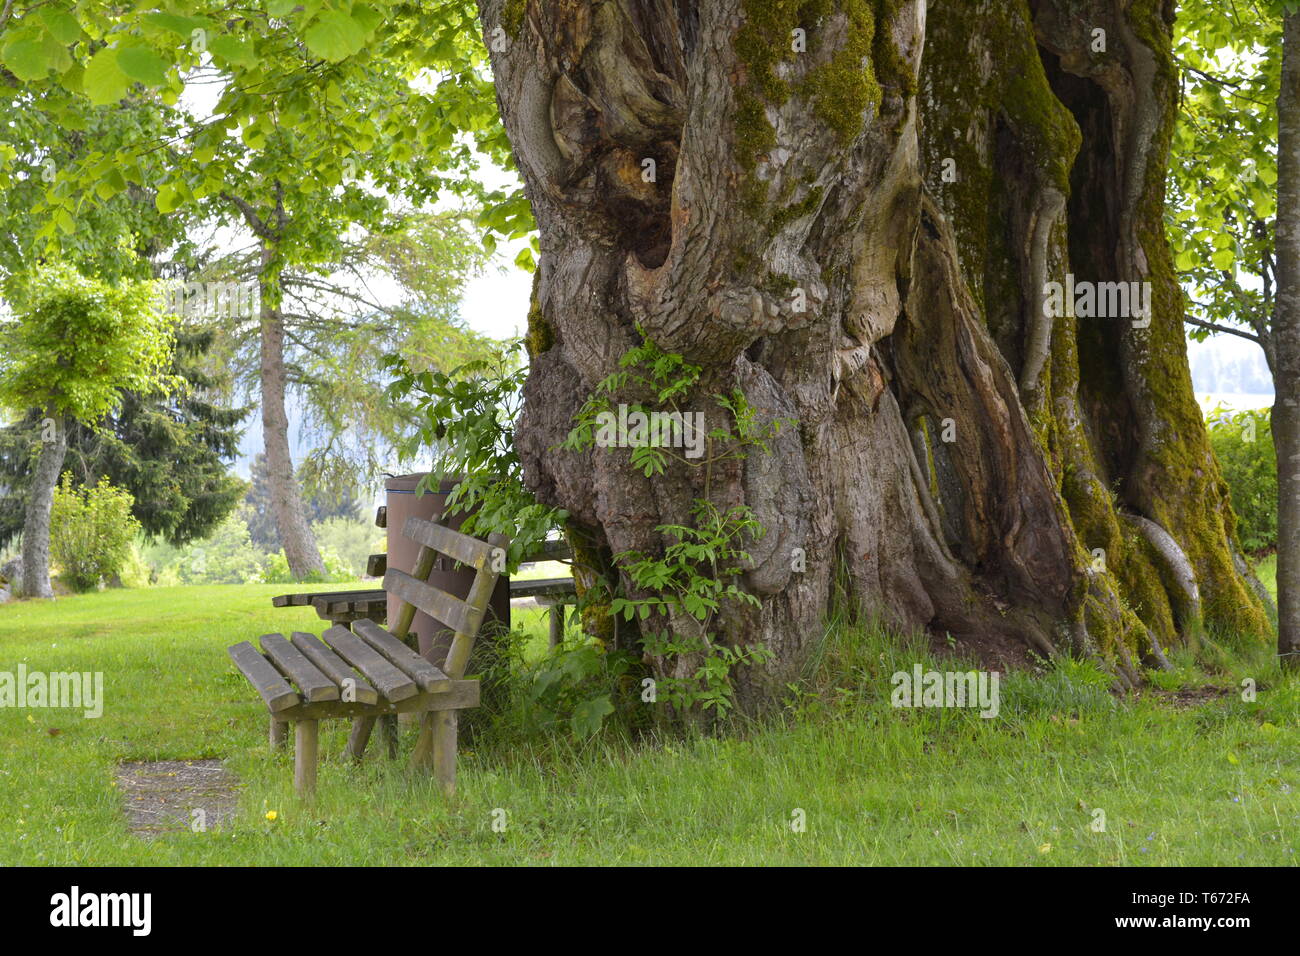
xmin=242 ymin=452 xmax=364 ymax=553
xmin=1167 ymin=0 xmax=1300 ymax=669
xmin=196 ymin=210 xmax=495 ymax=513
xmin=9 ymin=0 xmax=515 ymax=580
xmin=1275 ymin=1 xmax=1300 ymax=669
xmin=0 ymin=263 xmax=174 ymax=597
xmin=483 ymin=0 xmax=1272 ymax=709
xmin=0 ymin=327 xmax=246 ymax=549
xmin=1168 ymin=0 xmax=1283 ymax=364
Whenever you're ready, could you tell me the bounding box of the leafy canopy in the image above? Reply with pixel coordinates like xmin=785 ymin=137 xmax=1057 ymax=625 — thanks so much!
xmin=0 ymin=261 xmax=176 ymax=423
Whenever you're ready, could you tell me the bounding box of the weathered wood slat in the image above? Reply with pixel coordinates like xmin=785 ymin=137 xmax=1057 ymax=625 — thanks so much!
xmin=525 ymin=538 xmax=573 ymax=562
xmin=228 ymin=642 xmax=299 ymax=713
xmin=313 ymin=594 xmax=387 ymax=617
xmin=352 ymin=619 xmax=451 ymax=693
xmin=510 ymin=577 xmax=577 ymax=600
xmin=277 ymin=680 xmax=479 ymax=721
xmin=444 ymin=531 xmax=510 ymax=680
xmin=366 ymin=552 xmax=387 ymax=577
xmin=375 ymin=505 xmax=387 ymax=528
xmin=289 ymin=632 xmax=379 ymax=705
xmin=401 ymin=515 xmax=497 ymax=568
xmin=320 ymin=625 xmax=417 ymax=702
xmin=383 ymin=569 xmax=473 ymax=634
xmin=260 ymin=633 xmax=339 ymax=702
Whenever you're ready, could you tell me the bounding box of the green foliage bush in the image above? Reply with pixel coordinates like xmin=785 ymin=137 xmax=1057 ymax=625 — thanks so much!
xmin=1207 ymin=407 xmax=1276 ymax=553
xmin=50 ymin=474 xmax=141 ymax=592
xmin=258 ymin=550 xmax=355 ymax=584
xmin=173 ymin=513 xmax=266 ymax=585
xmin=311 ymin=516 xmax=383 ymax=577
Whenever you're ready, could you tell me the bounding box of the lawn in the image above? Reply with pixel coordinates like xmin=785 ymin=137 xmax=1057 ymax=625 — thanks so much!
xmin=0 ymin=583 xmax=1296 ymax=865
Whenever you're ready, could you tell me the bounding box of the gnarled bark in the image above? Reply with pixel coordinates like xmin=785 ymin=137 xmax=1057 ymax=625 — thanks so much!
xmin=482 ymin=0 xmax=1270 ymax=708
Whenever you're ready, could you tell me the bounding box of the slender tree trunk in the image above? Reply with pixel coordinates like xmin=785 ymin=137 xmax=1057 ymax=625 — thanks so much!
xmin=1274 ymin=11 xmax=1300 ymax=669
xmin=482 ymin=0 xmax=1269 ymax=708
xmin=258 ymin=244 xmax=326 ymax=579
xmin=20 ymin=410 xmax=66 ymax=599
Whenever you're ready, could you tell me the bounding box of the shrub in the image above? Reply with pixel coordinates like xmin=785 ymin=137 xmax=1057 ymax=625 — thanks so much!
xmin=174 ymin=513 xmax=265 ymax=584
xmin=49 ymin=474 xmax=141 ymax=592
xmin=116 ymin=542 xmax=153 ymax=588
xmin=258 ymin=548 xmax=355 ymax=584
xmin=311 ymin=516 xmax=384 ymax=577
xmin=1207 ymin=407 xmax=1276 ymax=553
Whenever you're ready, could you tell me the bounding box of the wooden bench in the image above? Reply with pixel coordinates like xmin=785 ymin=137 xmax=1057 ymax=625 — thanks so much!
xmin=229 ymin=517 xmax=509 ymax=798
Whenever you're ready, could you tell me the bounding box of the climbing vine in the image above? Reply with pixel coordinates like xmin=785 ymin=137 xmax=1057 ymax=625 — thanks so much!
xmin=564 ymin=330 xmax=791 ymax=719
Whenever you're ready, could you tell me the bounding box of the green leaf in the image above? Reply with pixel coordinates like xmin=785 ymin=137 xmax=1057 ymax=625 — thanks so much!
xmin=1211 ymin=248 xmax=1235 ymax=270
xmin=208 ymin=35 xmax=255 ymax=67
xmin=83 ymin=46 xmax=130 ymax=105
xmin=116 ymin=46 xmax=167 ymax=87
xmin=570 ymin=695 xmax=614 ymax=738
xmin=155 ymin=182 xmax=182 ymax=214
xmin=38 ymin=9 xmax=82 ymax=45
xmin=1 ymin=37 xmax=50 ymax=82
xmin=351 ymin=5 xmax=383 ymax=37
xmin=142 ymin=12 xmax=208 ymax=37
xmin=304 ymin=11 xmax=365 ymax=63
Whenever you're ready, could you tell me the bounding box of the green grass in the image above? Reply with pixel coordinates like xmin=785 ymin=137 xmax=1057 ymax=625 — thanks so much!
xmin=1254 ymin=553 xmax=1277 ymax=597
xmin=0 ymin=584 xmax=1297 ymax=865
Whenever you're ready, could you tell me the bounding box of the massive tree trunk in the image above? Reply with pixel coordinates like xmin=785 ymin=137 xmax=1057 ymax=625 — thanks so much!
xmin=20 ymin=410 xmax=66 ymax=599
xmin=1275 ymin=9 xmax=1300 ymax=670
xmin=258 ymin=244 xmax=326 ymax=579
xmin=482 ymin=0 xmax=1270 ymax=706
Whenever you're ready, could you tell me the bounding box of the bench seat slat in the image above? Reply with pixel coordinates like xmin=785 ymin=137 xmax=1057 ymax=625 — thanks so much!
xmin=260 ymin=633 xmax=339 ymax=702
xmin=321 ymin=625 xmax=417 ymax=702
xmin=352 ymin=619 xmax=451 ymax=693
xmin=228 ymin=642 xmax=299 ymax=713
xmin=289 ymin=632 xmax=379 ymax=705
xmin=383 ymin=569 xmax=473 ymax=634
xmin=401 ymin=516 xmax=496 ymax=568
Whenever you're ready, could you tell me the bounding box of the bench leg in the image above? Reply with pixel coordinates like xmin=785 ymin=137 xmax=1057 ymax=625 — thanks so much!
xmin=294 ymin=720 xmax=319 ymax=798
xmin=432 ymin=710 xmax=457 ymax=796
xmin=346 ymin=716 xmax=375 ymax=761
xmin=411 ymin=712 xmax=434 ymax=769
xmin=269 ymin=717 xmax=289 ymax=750
xmin=380 ymin=714 xmax=399 ymax=759
xmin=548 ymin=604 xmax=565 ymax=648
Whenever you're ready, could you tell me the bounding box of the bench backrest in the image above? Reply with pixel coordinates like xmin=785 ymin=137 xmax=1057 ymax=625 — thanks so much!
xmin=383 ymin=516 xmax=509 ymax=680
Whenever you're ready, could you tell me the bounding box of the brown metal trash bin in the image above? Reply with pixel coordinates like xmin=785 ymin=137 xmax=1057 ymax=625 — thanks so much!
xmin=384 ymin=474 xmax=510 ymax=667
